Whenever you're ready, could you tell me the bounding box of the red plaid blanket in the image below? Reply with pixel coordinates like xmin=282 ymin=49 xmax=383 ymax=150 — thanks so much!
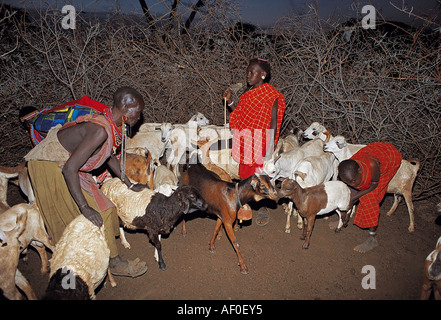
xmin=229 ymin=83 xmax=285 ymax=178
xmin=351 ymin=142 xmax=402 ymax=229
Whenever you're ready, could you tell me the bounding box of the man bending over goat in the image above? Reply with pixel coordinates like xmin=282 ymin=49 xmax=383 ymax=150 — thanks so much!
xmin=25 ymin=87 xmax=148 ymax=278
xmin=338 ymin=142 xmax=402 ymax=253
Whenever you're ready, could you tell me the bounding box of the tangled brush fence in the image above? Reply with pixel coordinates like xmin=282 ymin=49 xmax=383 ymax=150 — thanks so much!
xmin=0 ymin=3 xmax=440 ymax=201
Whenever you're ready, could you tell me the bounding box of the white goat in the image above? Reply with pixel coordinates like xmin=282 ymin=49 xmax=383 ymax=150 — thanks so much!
xmin=161 ymin=113 xmax=211 ymax=177
xmin=196 ymin=126 xmax=239 ymax=180
xmin=303 ymin=122 xmax=333 ymax=142
xmin=263 ymin=132 xmax=326 ymax=232
xmin=0 ymin=203 xmax=54 ymax=275
xmin=45 ymin=215 xmax=117 ymax=300
xmin=127 ymin=112 xmax=210 ymax=163
xmin=126 ymin=127 xmax=167 ymax=161
xmin=324 ymin=135 xmax=420 ymax=232
xmin=0 ymin=210 xmax=37 ymax=300
xmin=263 ymin=138 xmax=326 ymax=182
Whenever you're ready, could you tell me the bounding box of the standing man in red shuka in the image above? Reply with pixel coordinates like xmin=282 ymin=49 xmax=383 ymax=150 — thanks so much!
xmin=338 ymin=142 xmax=402 ymax=253
xmin=224 ymin=58 xmax=285 ymax=226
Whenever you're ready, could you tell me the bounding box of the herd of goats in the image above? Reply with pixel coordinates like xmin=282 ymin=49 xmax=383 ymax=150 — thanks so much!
xmin=0 ymin=112 xmax=439 ymax=299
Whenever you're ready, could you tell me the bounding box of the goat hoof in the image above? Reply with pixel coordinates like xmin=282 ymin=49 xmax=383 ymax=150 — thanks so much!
xmin=240 ymin=268 xmax=249 ymax=275
xmin=285 ymin=228 xmax=291 ymax=233
xmin=159 ymin=263 xmax=167 ymax=271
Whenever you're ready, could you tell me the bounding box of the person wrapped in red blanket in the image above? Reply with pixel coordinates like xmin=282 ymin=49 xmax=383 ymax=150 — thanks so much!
xmin=224 ymin=58 xmax=285 ymax=226
xmin=338 ymin=142 xmax=402 ymax=253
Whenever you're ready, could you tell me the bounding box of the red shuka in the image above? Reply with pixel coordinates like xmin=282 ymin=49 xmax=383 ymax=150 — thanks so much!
xmin=351 ymin=142 xmax=402 ymax=229
xmin=229 ymin=83 xmax=285 ymax=179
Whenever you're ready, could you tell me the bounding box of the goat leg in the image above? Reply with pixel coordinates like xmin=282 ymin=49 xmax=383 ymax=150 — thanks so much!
xmin=302 ymin=215 xmax=316 ymax=250
xmin=334 ymin=210 xmax=350 ymax=233
xmin=181 ymin=220 xmax=187 ymax=237
xmin=300 ymin=216 xmax=307 ymax=240
xmin=209 ymin=218 xmax=223 ymax=253
xmin=403 ymin=192 xmax=415 ymax=232
xmin=223 ymin=221 xmax=248 ymax=274
xmin=15 ymin=269 xmax=37 ymax=300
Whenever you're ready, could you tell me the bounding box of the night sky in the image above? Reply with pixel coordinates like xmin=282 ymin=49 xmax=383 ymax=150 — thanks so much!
xmin=4 ymin=0 xmax=440 ymax=28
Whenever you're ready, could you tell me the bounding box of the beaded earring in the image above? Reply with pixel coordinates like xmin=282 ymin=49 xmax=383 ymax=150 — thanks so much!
xmin=120 ymin=115 xmax=128 ymax=182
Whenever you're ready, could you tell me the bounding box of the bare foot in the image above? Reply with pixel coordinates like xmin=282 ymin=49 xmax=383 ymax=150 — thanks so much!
xmin=354 ymin=236 xmax=378 ymax=253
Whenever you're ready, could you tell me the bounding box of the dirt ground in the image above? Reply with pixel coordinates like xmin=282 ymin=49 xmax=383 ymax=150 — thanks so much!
xmin=8 ymin=181 xmax=441 ymax=301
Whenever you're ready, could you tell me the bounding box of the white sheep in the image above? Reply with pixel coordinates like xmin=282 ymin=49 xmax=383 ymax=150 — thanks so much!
xmin=324 ymin=135 xmax=420 ymax=232
xmin=0 ymin=210 xmax=37 ymax=300
xmin=44 ymin=214 xmax=116 ymax=299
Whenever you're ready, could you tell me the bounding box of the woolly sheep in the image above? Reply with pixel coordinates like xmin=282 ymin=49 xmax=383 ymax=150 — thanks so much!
xmin=44 ymin=215 xmax=116 ymax=300
xmin=101 ymin=178 xmax=207 ymax=270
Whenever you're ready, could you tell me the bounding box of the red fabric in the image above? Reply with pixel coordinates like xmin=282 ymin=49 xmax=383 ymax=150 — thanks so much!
xmin=48 ymin=95 xmax=108 ymax=113
xmin=229 ymin=83 xmax=285 ymax=179
xmin=351 ymin=142 xmax=402 ymax=229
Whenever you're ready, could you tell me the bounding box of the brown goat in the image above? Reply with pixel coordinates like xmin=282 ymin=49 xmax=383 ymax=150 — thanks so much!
xmin=278 ymin=178 xmax=352 ymax=250
xmin=183 ymin=163 xmax=278 ymax=274
xmin=123 ymin=152 xmax=155 ymax=189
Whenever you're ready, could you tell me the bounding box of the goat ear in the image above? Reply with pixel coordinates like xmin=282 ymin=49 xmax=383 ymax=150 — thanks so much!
xmin=323 ymin=130 xmax=331 ymax=143
xmin=294 ymin=171 xmax=306 ymax=181
xmin=250 ymin=175 xmax=260 ymax=190
xmin=336 ymin=140 xmax=347 ymax=149
xmin=178 ymin=192 xmax=191 ymax=214
xmin=0 ymin=229 xmax=7 ymax=246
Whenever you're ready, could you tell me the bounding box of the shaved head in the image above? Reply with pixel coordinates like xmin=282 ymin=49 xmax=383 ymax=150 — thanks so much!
xmin=338 ymin=159 xmax=361 ymax=188
xmin=113 ymin=87 xmax=145 ymax=110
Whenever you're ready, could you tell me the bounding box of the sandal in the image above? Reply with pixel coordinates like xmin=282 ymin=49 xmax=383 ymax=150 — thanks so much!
xmin=110 ymin=257 xmax=148 ymax=278
xmin=255 ymin=207 xmax=270 ymax=227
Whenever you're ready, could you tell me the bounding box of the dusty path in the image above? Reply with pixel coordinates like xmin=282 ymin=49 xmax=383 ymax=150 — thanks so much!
xmin=9 ymin=183 xmax=440 ymax=300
